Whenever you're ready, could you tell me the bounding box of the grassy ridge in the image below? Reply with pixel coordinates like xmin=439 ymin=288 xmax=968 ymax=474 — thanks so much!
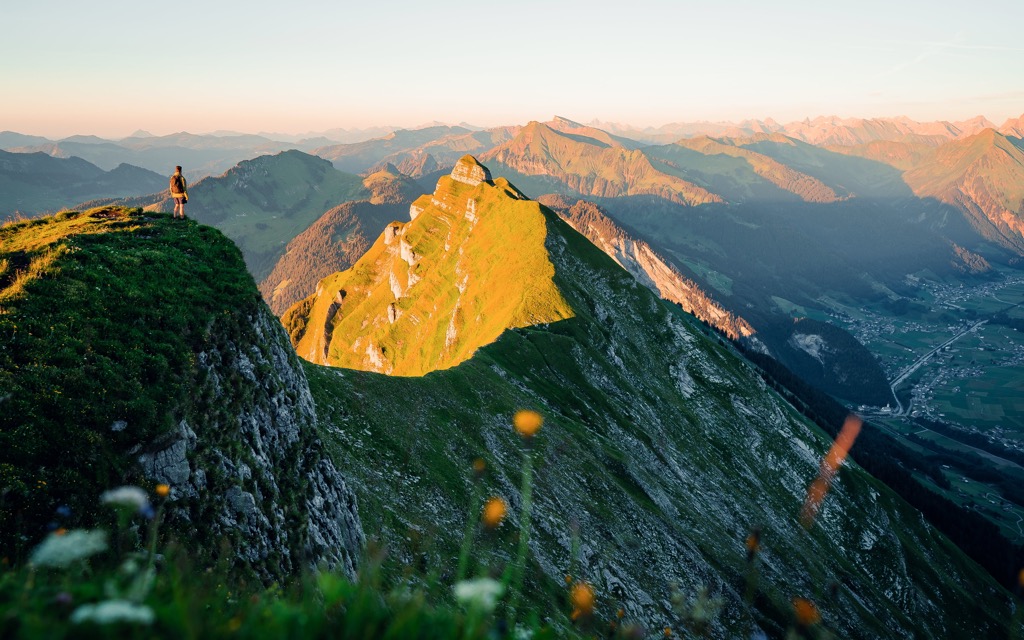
xmin=0 ymin=207 xmax=257 ymax=558
xmin=286 ymin=168 xmax=574 ymax=375
xmin=182 ymin=150 xmax=368 ymax=280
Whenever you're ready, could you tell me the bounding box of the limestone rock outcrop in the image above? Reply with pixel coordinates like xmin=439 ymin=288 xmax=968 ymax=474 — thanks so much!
xmin=449 ymin=155 xmax=492 ymax=186
xmin=139 ymin=305 xmax=363 ymax=581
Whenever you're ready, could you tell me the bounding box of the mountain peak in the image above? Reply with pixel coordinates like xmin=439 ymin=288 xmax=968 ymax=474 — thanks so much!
xmin=284 ymin=159 xmax=572 ymax=375
xmin=998 ymin=112 xmax=1024 ymax=138
xmin=450 ymin=154 xmax=492 ymax=186
xmin=550 ymin=115 xmax=585 ymax=128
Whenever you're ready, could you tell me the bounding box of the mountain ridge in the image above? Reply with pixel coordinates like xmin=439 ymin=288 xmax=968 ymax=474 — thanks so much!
xmin=290 ymin=157 xmax=1014 ymax=637
xmin=284 ymin=156 xmax=574 ymax=375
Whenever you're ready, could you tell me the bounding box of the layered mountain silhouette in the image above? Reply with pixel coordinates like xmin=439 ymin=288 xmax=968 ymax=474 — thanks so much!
xmin=481 ymin=121 xmax=722 ymax=206
xmin=587 ymin=114 xmax=1000 ymax=146
xmin=284 ymin=157 xmax=1014 ymax=637
xmin=0 ymin=150 xmax=165 ymax=218
xmin=0 ymin=129 xmax=372 ymax=180
xmin=316 ymin=125 xmax=519 ymax=177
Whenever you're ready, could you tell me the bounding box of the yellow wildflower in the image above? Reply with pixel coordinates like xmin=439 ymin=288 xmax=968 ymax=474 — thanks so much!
xmin=513 ymin=410 xmax=543 ymax=438
xmin=481 ymin=497 xmax=507 ymax=528
xmin=570 ymin=582 xmax=595 ymax=620
xmin=793 ymin=597 xmax=821 ymax=627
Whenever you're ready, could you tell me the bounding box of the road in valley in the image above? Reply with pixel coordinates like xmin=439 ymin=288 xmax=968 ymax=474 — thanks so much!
xmin=888 ymin=319 xmax=987 ymax=415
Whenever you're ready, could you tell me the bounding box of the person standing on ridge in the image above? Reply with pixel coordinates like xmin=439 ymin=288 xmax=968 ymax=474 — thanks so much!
xmin=170 ymin=165 xmax=188 ymax=219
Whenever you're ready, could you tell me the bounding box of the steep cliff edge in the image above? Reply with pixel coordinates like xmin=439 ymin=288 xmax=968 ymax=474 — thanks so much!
xmin=0 ymin=207 xmax=362 ymax=580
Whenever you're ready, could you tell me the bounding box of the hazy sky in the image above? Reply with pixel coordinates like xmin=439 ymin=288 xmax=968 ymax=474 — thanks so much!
xmin=3 ymin=0 xmax=1022 ymax=138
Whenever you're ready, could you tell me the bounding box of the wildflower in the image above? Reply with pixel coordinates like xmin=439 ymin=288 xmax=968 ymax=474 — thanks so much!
xmin=792 ymin=597 xmax=821 ymax=627
xmin=453 ymin=578 xmax=505 ymax=613
xmin=570 ymin=582 xmax=595 ymax=620
xmin=617 ymin=608 xmax=625 ymax=619
xmin=155 ymin=484 xmax=170 ymax=498
xmin=29 ymin=529 xmax=107 ymax=568
xmin=482 ymin=497 xmax=507 ymax=528
xmin=70 ymin=600 xmax=154 ymax=625
xmin=687 ymin=586 xmax=724 ymax=631
xmin=472 ymin=458 xmax=486 ymax=479
xmin=101 ymin=486 xmax=150 ymax=512
xmin=664 ymin=627 xmax=673 ymax=637
xmin=800 ymin=415 xmax=862 ymax=528
xmin=565 ymin=574 xmax=573 ymax=585
xmin=512 ymin=627 xmax=534 ymax=640
xmin=513 ymin=410 xmax=543 ymax=438
xmin=745 ymin=526 xmax=761 ymax=562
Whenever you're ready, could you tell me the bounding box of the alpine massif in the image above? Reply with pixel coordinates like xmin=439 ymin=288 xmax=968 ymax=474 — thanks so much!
xmin=285 ymin=157 xmax=1015 ymax=637
xmin=4 ymin=117 xmax=1024 ymax=637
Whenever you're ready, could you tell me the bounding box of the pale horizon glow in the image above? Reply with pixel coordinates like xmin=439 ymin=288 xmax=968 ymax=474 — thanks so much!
xmin=3 ymin=0 xmax=1022 ymax=139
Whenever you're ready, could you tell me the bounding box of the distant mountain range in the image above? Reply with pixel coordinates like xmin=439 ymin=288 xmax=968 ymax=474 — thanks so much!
xmin=0 ymin=149 xmax=165 ymax=216
xmin=5 ymin=114 xmax=1023 ymax=403
xmin=588 ymin=114 xmax=1002 ymax=146
xmin=0 ymin=127 xmax=397 ymax=181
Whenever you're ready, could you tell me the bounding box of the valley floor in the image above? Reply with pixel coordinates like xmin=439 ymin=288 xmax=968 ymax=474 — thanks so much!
xmin=822 ymin=266 xmax=1024 ymax=542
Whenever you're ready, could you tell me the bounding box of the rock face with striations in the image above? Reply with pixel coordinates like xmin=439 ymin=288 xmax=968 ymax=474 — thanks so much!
xmin=139 ymin=307 xmax=363 ymax=580
xmin=284 ymin=155 xmax=573 ymax=375
xmin=449 ymin=154 xmax=492 ymax=186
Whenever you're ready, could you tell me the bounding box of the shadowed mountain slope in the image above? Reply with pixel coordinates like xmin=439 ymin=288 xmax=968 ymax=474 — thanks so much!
xmin=294 ymin=158 xmax=1015 ymax=638
xmin=645 ymin=136 xmax=841 ymax=203
xmin=537 ymin=195 xmax=755 ymax=340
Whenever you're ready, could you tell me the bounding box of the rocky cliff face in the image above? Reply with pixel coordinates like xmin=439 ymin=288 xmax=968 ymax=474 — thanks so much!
xmin=139 ymin=307 xmax=362 ymax=580
xmin=539 ymin=195 xmax=755 ymax=340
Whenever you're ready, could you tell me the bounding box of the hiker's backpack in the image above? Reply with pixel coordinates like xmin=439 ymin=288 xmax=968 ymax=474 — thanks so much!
xmin=170 ymin=174 xmax=185 ymax=193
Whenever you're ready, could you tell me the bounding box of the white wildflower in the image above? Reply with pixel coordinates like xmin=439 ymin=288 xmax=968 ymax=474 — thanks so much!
xmin=29 ymin=529 xmax=107 ymax=568
xmin=513 ymin=627 xmax=535 ymax=640
xmin=453 ymin=578 xmax=504 ymax=613
xmin=101 ymin=486 xmax=150 ymax=511
xmin=71 ymin=600 xmax=155 ymax=625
